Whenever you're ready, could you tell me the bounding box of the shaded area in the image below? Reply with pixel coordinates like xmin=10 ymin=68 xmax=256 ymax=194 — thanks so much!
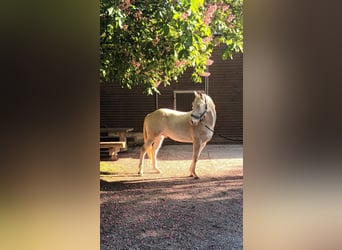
xmin=100 ymin=174 xmax=242 ymax=192
xmin=100 ymin=171 xmax=243 ymax=249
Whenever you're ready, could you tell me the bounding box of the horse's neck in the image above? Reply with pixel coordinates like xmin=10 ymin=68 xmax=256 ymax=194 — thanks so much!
xmin=205 ymin=110 xmax=216 ymax=126
xmin=204 ymin=100 xmax=216 ymax=127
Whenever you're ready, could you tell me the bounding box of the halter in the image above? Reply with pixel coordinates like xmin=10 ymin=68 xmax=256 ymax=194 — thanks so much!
xmin=191 ymin=95 xmax=208 ymax=122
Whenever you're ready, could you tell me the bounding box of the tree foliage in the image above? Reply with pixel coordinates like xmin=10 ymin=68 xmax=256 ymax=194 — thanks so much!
xmin=100 ymin=0 xmax=243 ymax=95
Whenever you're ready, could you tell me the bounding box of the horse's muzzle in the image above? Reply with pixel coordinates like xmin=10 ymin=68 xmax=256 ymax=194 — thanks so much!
xmin=190 ymin=118 xmax=200 ymax=126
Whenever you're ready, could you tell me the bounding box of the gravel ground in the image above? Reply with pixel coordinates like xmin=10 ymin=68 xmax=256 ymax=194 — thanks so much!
xmin=100 ymin=145 xmax=243 ymax=249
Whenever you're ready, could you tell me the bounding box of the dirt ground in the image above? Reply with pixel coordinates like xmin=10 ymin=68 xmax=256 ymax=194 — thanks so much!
xmin=100 ymin=144 xmax=243 ymax=250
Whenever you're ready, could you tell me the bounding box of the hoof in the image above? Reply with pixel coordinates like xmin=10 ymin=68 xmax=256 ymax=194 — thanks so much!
xmin=189 ymin=174 xmax=199 ymax=179
xmin=138 ymin=172 xmax=143 ymax=176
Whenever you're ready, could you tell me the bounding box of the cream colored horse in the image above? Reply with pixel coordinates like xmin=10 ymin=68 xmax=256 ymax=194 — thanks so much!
xmin=138 ymin=91 xmax=216 ymax=179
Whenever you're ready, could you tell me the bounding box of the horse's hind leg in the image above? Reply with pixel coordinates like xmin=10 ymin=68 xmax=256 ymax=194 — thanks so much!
xmin=151 ymin=136 xmax=164 ymax=173
xmin=138 ymin=139 xmax=153 ymax=176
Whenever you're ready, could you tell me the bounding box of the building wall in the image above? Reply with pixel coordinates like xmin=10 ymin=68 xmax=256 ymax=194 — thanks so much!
xmin=100 ymin=84 xmax=155 ymax=132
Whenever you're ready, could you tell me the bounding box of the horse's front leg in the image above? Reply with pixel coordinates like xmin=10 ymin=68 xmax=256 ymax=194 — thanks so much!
xmin=189 ymin=142 xmax=206 ymax=179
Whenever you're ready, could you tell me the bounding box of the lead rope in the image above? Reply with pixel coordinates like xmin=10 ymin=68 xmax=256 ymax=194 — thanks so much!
xmin=203 ymin=123 xmax=243 ymax=142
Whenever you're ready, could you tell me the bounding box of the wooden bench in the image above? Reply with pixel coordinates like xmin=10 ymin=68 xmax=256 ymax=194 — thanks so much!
xmin=100 ymin=141 xmax=126 ymax=161
xmin=100 ymin=127 xmax=134 ymax=152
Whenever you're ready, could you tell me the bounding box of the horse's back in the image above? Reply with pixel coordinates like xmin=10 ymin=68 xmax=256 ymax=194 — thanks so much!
xmin=144 ymin=108 xmax=192 ymax=141
xmin=149 ymin=108 xmax=187 ymax=116
xmin=145 ymin=108 xmax=188 ymax=121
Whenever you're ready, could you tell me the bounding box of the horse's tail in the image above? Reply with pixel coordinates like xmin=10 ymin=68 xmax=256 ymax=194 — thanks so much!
xmin=146 ymin=146 xmax=153 ymax=159
xmin=143 ymin=119 xmax=153 ymax=159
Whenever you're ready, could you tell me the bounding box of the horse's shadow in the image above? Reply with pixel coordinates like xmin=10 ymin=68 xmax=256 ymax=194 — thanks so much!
xmin=100 ymin=174 xmax=243 ymax=192
xmin=100 ymin=171 xmax=160 ymax=176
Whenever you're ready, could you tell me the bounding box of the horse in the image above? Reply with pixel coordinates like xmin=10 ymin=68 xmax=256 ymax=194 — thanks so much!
xmin=138 ymin=91 xmax=216 ymax=179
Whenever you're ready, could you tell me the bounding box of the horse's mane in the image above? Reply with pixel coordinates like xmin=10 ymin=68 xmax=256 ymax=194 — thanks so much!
xmin=204 ymin=93 xmax=216 ymax=109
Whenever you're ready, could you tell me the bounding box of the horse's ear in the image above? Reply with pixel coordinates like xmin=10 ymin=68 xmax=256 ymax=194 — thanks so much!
xmin=194 ymin=91 xmax=205 ymax=99
xmin=194 ymin=90 xmax=203 ymax=98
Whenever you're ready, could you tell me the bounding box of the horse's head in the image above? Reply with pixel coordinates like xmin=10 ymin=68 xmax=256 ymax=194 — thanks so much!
xmin=190 ymin=91 xmax=208 ymax=126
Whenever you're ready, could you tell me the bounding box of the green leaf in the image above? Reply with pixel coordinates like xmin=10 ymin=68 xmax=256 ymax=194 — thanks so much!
xmin=222 ymin=48 xmax=232 ymax=60
xmin=190 ymin=0 xmax=204 ymax=13
xmin=107 ymin=7 xmax=114 ymax=16
xmin=185 ymin=35 xmax=192 ymax=48
xmin=178 ymin=49 xmax=189 ymax=59
xmin=163 ymin=25 xmax=169 ymax=35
